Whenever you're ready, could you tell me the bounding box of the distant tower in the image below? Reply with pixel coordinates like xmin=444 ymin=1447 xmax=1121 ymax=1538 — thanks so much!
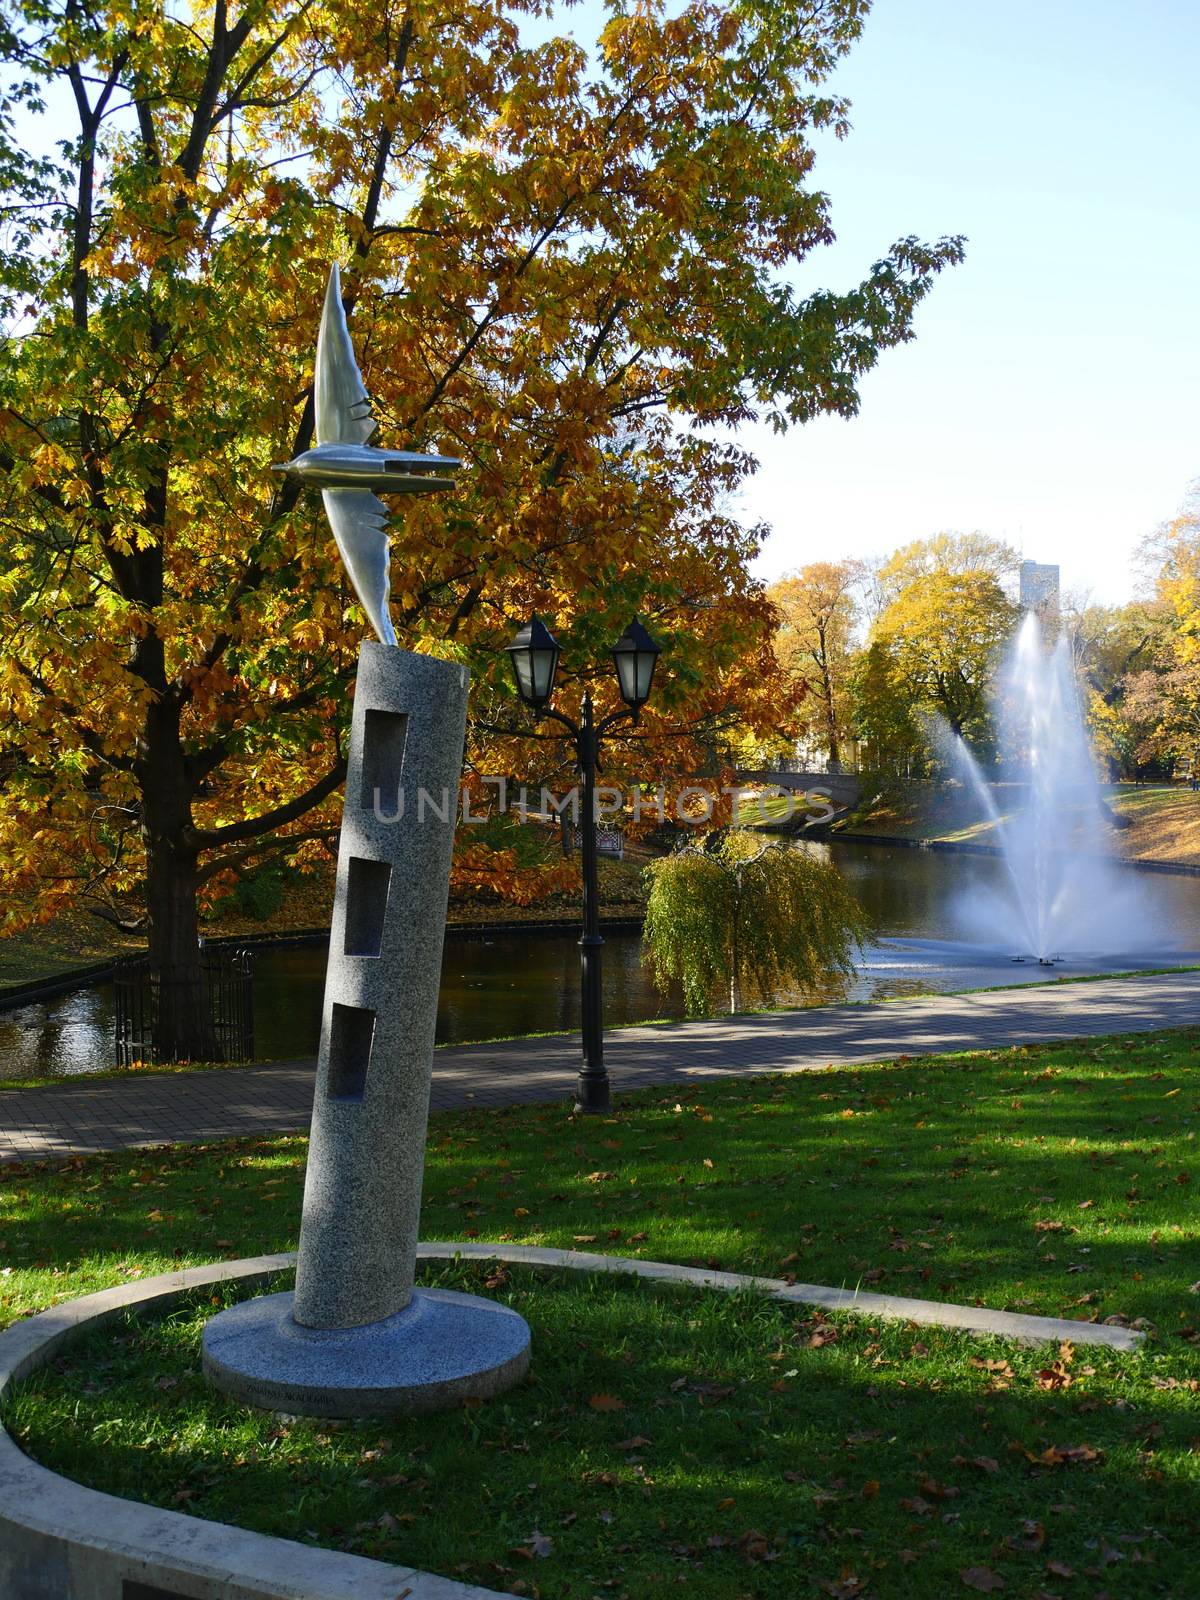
xmin=1019 ymin=560 xmax=1060 ymax=615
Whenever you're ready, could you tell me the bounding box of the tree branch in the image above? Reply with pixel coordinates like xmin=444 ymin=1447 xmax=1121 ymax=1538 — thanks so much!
xmin=194 ymin=825 xmax=337 ymax=883
xmin=186 ymin=760 xmax=347 ymax=847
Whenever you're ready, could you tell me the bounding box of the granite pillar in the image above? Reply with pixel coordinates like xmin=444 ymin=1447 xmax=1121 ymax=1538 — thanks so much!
xmin=203 ymin=644 xmax=531 ymax=1415
xmin=294 ymin=643 xmax=465 ymax=1328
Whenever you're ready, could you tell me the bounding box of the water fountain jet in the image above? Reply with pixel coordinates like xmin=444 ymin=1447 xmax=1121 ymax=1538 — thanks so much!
xmin=950 ymin=612 xmax=1159 ymax=960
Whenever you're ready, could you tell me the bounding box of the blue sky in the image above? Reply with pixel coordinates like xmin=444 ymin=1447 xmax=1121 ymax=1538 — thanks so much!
xmin=731 ymin=0 xmax=1200 ymax=602
xmin=14 ymin=0 xmax=1195 ymax=604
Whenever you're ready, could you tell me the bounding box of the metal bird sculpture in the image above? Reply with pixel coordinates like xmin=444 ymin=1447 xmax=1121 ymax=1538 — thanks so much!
xmin=275 ymin=264 xmax=460 ymax=647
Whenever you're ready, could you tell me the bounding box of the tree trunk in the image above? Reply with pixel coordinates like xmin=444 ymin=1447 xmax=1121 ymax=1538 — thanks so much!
xmin=815 ymin=622 xmax=841 ymax=771
xmin=140 ymin=698 xmax=217 ymax=1061
xmin=145 ymin=836 xmax=216 ymax=1061
xmin=822 ymin=668 xmax=841 ymax=771
xmin=729 ymin=879 xmax=742 ymax=1014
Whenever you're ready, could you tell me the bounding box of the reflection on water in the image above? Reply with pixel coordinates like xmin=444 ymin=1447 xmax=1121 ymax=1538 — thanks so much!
xmin=0 ymin=983 xmax=115 ymax=1082
xmin=0 ymin=935 xmax=689 ymax=1080
xmin=5 ymin=840 xmax=1200 ymax=1080
xmin=816 ymin=838 xmax=1200 ymax=950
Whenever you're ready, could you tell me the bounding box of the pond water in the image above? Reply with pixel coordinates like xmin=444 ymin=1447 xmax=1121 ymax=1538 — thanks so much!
xmin=4 ymin=840 xmax=1199 ymax=1080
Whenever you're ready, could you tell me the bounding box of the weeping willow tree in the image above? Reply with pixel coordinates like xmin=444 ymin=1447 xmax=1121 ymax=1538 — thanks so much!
xmin=643 ymin=832 xmax=869 ymax=1015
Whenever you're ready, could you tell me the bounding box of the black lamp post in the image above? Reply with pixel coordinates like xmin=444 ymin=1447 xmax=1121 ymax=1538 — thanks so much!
xmin=506 ymin=614 xmax=660 ymax=1113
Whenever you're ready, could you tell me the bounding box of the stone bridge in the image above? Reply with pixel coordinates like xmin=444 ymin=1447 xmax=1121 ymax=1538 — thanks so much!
xmin=736 ymin=769 xmax=861 ymax=808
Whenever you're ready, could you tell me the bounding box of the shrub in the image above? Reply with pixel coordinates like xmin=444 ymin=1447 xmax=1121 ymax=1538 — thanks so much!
xmin=642 ymin=830 xmax=868 ymax=1014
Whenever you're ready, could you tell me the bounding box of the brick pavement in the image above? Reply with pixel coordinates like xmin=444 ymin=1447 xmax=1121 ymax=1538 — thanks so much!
xmin=1 ymin=971 xmax=1197 ymax=1163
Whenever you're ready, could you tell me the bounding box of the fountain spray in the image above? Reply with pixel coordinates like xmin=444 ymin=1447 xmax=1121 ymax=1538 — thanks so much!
xmin=951 ymin=613 xmax=1158 ymax=960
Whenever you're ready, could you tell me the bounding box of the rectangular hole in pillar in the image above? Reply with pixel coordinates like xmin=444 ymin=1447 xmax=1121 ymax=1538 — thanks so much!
xmin=361 ymin=709 xmax=408 ymax=813
xmin=326 ymin=1002 xmax=376 ymax=1102
xmin=343 ymin=857 xmax=392 ymax=957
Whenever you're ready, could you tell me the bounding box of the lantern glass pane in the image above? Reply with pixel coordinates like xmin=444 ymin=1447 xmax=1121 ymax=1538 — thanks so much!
xmin=614 ymin=649 xmax=638 ymax=706
xmin=531 ymin=647 xmax=557 ymax=701
xmin=635 ymin=651 xmax=655 ymax=701
xmin=511 ymin=649 xmax=534 ymax=700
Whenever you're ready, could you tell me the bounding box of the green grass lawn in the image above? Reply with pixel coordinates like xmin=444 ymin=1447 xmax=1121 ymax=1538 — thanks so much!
xmin=3 ymin=1029 xmax=1200 ymax=1597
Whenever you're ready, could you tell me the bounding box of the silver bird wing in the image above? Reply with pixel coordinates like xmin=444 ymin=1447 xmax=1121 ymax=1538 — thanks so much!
xmin=315 ymin=263 xmax=377 ymax=447
xmin=321 ymin=489 xmax=396 ymax=648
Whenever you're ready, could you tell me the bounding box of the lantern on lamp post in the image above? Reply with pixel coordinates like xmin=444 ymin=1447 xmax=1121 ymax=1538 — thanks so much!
xmin=505 ymin=615 xmax=562 ymax=710
xmin=611 ymin=616 xmax=660 ymax=715
xmin=505 ymin=615 xmax=661 ymax=1112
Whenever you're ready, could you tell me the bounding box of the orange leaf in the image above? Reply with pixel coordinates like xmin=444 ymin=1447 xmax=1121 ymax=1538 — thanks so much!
xmin=960 ymin=1568 xmax=1005 ymax=1592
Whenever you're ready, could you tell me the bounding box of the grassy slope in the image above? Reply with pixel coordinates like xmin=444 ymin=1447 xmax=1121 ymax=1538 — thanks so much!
xmin=3 ymin=1030 xmax=1200 ymax=1598
xmin=849 ymin=781 xmax=1200 ymax=866
xmin=832 ymin=780 xmax=994 ymax=844
xmin=0 ymin=908 xmax=140 ymax=994
xmin=1109 ymin=787 xmax=1200 ymax=864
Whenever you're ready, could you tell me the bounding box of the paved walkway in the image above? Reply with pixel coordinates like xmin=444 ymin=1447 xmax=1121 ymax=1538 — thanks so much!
xmin=1 ymin=972 xmax=1197 ymax=1163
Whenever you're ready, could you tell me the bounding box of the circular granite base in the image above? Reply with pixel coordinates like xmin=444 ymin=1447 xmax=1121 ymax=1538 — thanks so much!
xmin=202 ymin=1285 xmax=531 ymax=1418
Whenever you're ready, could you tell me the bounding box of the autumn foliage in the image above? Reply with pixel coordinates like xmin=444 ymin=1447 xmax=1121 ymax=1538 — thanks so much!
xmin=0 ymin=0 xmax=961 ymax=1052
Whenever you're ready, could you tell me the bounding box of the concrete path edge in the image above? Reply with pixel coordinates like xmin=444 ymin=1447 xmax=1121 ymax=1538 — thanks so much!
xmin=0 ymin=1244 xmax=1142 ymax=1599
xmin=0 ymin=1254 xmax=501 ymax=1600
xmin=415 ymin=1242 xmax=1144 ymax=1352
